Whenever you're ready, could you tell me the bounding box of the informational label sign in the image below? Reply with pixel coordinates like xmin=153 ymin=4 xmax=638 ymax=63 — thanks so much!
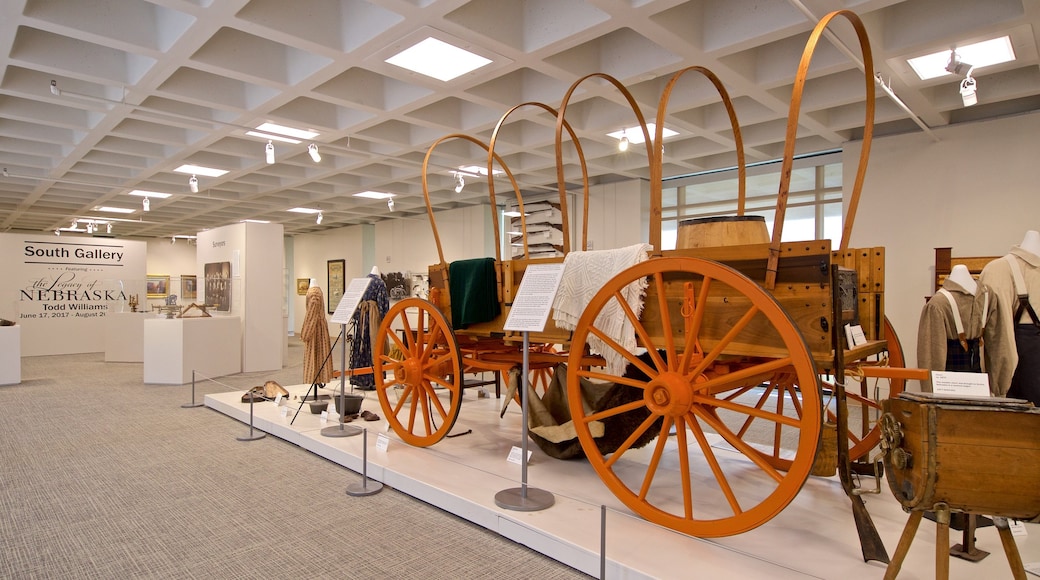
xmin=330 ymin=277 xmax=374 ymax=325
xmin=375 ymin=433 xmax=390 ymax=452
xmin=503 ymin=263 xmax=565 ymax=332
xmin=506 ymin=445 xmax=533 ymax=465
xmin=930 ymin=371 xmax=991 ymax=397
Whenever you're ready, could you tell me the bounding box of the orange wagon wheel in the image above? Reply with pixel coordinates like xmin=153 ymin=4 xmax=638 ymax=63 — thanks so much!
xmin=374 ymin=298 xmax=463 ymax=447
xmin=739 ymin=316 xmax=906 ymax=472
xmin=566 ymin=256 xmax=821 ymax=537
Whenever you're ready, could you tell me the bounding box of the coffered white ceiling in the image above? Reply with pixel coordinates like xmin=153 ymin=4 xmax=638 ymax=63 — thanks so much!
xmin=1 ymin=0 xmax=1038 ymax=239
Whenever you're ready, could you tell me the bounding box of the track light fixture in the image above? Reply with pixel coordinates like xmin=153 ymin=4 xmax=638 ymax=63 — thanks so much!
xmin=960 ymin=73 xmax=978 ymax=107
xmin=86 ymin=223 xmax=94 ymax=234
xmin=618 ymin=130 xmax=630 ymax=152
xmin=189 ymin=175 xmax=199 ymax=193
xmin=316 ymin=210 xmax=323 ymax=225
xmin=142 ymin=197 xmax=150 ymax=212
xmin=107 ymin=223 xmax=112 ymax=234
xmin=2 ymin=168 xmax=7 ymax=177
xmin=387 ymin=198 xmax=395 ymax=212
xmin=171 ymin=237 xmax=176 ymax=245
xmin=453 ymin=172 xmax=465 ymax=194
xmin=945 ymin=50 xmax=973 ymax=76
xmin=54 ymin=229 xmax=60 ymax=236
xmin=71 ymin=219 xmax=78 ymax=228
xmin=308 ymin=143 xmax=321 ymax=162
xmin=265 ymin=140 xmax=275 ymax=164
xmin=50 ymin=80 xmax=60 ymax=96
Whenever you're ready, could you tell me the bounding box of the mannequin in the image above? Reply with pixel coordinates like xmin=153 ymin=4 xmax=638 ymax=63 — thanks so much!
xmin=917 ymin=264 xmax=1009 ymax=392
xmin=300 ymin=286 xmax=334 ymax=386
xmin=946 ymin=264 xmax=977 ymax=295
xmin=979 ymin=230 xmax=1040 ymax=403
xmin=370 ymin=266 xmax=381 ymax=276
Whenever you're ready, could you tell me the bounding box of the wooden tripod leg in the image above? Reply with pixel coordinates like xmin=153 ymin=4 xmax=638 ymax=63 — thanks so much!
xmin=993 ymin=517 xmax=1027 ymax=580
xmin=935 ymin=505 xmax=951 ymax=580
xmin=885 ymin=511 xmax=924 ymax=580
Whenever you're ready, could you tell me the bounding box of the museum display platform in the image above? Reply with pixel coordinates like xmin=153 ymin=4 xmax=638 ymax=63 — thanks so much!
xmin=206 ymin=384 xmax=1039 ymax=579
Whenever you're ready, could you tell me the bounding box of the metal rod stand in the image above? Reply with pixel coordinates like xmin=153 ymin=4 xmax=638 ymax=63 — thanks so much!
xmin=181 ymin=369 xmax=204 ymax=408
xmin=322 ymin=322 xmax=361 ymax=438
xmin=236 ymin=393 xmax=266 ymax=441
xmin=346 ymin=428 xmax=383 ymax=496
xmin=600 ymin=504 xmax=607 ymax=580
xmin=495 ymin=331 xmax=554 ymax=511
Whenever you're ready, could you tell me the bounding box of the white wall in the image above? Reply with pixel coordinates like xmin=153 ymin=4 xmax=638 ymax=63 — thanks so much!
xmin=845 ymin=110 xmax=1040 ymax=368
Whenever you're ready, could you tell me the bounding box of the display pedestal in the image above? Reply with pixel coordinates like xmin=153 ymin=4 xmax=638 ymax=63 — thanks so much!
xmin=105 ymin=312 xmax=146 ymax=362
xmin=0 ymin=324 xmax=21 ymax=385
xmin=144 ymin=317 xmax=241 ymax=384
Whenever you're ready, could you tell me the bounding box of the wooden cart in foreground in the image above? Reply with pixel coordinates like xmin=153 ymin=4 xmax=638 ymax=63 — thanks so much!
xmin=373 ymin=10 xmax=915 ymax=552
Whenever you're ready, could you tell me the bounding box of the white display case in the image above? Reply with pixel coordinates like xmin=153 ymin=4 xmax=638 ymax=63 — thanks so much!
xmin=104 ymin=312 xmax=147 ymax=362
xmin=143 ymin=317 xmax=241 ymax=384
xmin=0 ymin=324 xmax=21 ymax=385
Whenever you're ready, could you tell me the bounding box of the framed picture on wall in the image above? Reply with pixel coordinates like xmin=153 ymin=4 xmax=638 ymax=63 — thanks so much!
xmin=327 ymin=259 xmax=345 ymax=314
xmin=181 ymin=275 xmax=197 ymax=300
xmin=146 ymin=274 xmax=170 ymax=298
xmin=296 ymin=278 xmax=310 ymax=296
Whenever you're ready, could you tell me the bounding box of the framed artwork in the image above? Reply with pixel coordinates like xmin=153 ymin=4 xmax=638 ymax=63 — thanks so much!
xmin=146 ymin=275 xmax=170 ymax=298
xmin=181 ymin=275 xmax=197 ymax=300
xmin=204 ymin=261 xmax=232 ymax=312
xmin=296 ymin=278 xmax=311 ymax=296
xmin=327 ymin=259 xmax=345 ymax=314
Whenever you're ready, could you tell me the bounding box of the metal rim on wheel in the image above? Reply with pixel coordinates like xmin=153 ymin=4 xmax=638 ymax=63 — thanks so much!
xmin=566 ymin=256 xmax=821 ymax=537
xmin=374 ymin=298 xmax=462 ymax=447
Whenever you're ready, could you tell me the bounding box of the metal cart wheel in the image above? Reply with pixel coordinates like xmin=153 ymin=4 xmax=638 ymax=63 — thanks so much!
xmin=566 ymin=256 xmax=821 ymax=537
xmin=374 ymin=298 xmax=462 ymax=447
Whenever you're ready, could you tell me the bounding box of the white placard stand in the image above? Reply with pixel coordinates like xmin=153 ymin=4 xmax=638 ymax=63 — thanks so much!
xmin=494 ymin=263 xmax=564 ymax=512
xmin=322 ymin=277 xmax=374 ymax=439
xmin=931 ymin=370 xmax=991 ymax=398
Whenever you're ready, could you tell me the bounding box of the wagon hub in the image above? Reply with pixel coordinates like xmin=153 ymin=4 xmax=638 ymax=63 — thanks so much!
xmin=644 ymin=371 xmax=695 ymax=417
xmin=394 ymin=358 xmax=422 ymax=386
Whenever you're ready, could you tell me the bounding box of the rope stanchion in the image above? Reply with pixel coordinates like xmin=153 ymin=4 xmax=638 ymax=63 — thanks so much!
xmin=236 ymin=391 xmax=267 ymax=441
xmin=346 ymin=428 xmax=383 ymax=496
xmin=180 ymin=369 xmax=205 ymax=408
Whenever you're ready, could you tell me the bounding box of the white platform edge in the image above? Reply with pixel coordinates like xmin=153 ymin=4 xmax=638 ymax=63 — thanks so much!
xmin=204 ymin=385 xmax=1040 ymax=580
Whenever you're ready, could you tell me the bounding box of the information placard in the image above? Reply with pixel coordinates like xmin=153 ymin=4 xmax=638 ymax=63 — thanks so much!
xmin=330 ymin=277 xmax=374 ymax=325
xmin=503 ymin=263 xmax=565 ymax=332
xmin=930 ymin=370 xmax=990 ymax=397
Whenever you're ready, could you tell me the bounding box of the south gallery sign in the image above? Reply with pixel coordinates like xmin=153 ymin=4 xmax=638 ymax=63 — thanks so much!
xmin=18 ymin=241 xmax=128 ymax=318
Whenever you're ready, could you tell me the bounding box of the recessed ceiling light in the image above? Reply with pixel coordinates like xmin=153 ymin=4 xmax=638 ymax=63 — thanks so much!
xmin=242 ymin=219 xmax=271 ymax=223
xmin=287 ymin=207 xmax=322 ymax=214
xmin=174 ymin=164 xmax=229 ymax=178
xmin=255 ymin=122 xmax=319 ymax=141
xmin=59 ymin=227 xmax=86 ymax=232
xmin=245 ymin=130 xmax=301 ymax=144
xmin=127 ymin=190 xmax=173 ymax=199
xmin=352 ymin=191 xmax=395 ymax=200
xmin=907 ymin=36 xmax=1016 ymax=80
xmin=456 ymin=165 xmax=504 ymax=176
xmin=95 ymin=206 xmax=137 ymax=214
xmin=385 ymin=37 xmax=491 ymax=82
xmin=606 ymin=123 xmax=678 ymax=145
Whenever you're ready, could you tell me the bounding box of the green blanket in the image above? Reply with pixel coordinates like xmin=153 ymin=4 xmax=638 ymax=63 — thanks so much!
xmin=448 ymin=258 xmax=499 ymax=329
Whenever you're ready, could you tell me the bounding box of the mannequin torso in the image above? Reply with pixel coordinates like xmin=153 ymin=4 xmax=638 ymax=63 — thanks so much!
xmin=947 ymin=264 xmax=977 ymax=295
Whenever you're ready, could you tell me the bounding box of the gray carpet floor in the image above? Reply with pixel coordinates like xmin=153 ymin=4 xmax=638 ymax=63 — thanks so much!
xmin=0 ymin=338 xmax=589 ymax=579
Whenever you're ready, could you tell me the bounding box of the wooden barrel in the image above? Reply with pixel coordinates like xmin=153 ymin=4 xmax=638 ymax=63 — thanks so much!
xmin=676 ymin=215 xmax=769 ymax=249
xmin=882 ymin=393 xmax=1040 ymax=519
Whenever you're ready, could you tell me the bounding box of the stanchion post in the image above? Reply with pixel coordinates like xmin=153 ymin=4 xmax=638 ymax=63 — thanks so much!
xmin=600 ymin=504 xmax=607 ymax=580
xmin=236 ymin=392 xmax=266 ymax=441
xmin=181 ymin=369 xmax=204 ymax=408
xmin=347 ymin=428 xmax=383 ymax=496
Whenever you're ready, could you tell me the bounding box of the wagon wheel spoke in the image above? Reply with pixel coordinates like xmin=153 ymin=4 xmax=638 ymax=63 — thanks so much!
xmin=637 ymin=417 xmax=673 ymax=501
xmin=686 ymin=412 xmax=743 ymax=516
xmin=587 ymin=321 xmax=659 ymax=379
xmin=577 ymin=367 xmax=654 ymax=389
xmin=734 ymin=382 xmax=777 ymax=439
xmin=691 ymin=406 xmax=784 ymax=484
xmin=652 ymin=272 xmax=677 ymax=369
xmin=688 ymin=304 xmax=760 ymax=379
xmin=604 ymin=411 xmax=667 ymax=469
